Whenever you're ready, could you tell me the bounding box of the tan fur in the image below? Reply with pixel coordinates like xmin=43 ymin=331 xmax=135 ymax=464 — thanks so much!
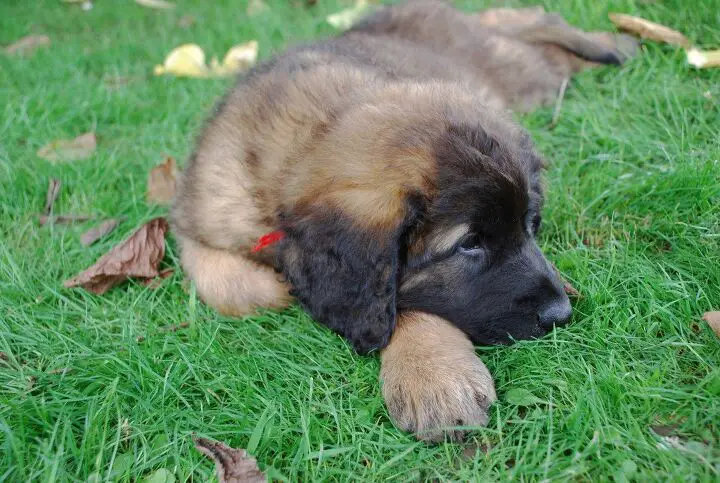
xmin=381 ymin=311 xmax=496 ymax=442
xmin=171 ymin=0 xmax=636 ymax=442
xmin=179 ymin=238 xmax=292 ymax=316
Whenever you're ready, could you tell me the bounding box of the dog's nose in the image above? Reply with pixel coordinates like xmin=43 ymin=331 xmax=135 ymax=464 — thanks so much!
xmin=538 ymin=298 xmax=572 ymax=329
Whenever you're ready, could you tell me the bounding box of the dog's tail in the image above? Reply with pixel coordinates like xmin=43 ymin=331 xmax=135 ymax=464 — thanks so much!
xmin=515 ymin=24 xmax=634 ymax=65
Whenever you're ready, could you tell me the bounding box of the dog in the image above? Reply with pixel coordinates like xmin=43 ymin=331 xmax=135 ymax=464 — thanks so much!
xmin=171 ymin=0 xmax=637 ymax=441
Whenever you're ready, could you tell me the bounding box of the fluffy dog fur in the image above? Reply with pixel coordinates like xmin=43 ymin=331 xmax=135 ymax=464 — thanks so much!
xmin=171 ymin=0 xmax=636 ymax=441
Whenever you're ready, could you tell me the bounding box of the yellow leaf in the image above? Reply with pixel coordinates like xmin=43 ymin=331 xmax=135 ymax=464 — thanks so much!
xmin=37 ymin=132 xmax=96 ymax=163
xmin=220 ymin=41 xmax=259 ymax=73
xmin=687 ymin=48 xmax=720 ymax=69
xmin=135 ymin=0 xmax=175 ymax=9
xmin=154 ymin=44 xmax=209 ymax=78
xmin=608 ymin=13 xmax=689 ymax=47
xmin=327 ymin=0 xmax=374 ymax=31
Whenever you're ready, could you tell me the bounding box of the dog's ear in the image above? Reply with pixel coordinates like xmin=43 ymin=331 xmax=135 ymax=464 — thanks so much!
xmin=276 ymin=195 xmax=422 ymax=354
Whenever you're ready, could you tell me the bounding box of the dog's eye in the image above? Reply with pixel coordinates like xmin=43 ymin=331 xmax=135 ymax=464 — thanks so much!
xmin=457 ymin=234 xmax=484 ymax=255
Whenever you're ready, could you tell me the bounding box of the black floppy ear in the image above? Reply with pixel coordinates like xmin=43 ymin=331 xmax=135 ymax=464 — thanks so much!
xmin=276 ymin=198 xmax=420 ymax=354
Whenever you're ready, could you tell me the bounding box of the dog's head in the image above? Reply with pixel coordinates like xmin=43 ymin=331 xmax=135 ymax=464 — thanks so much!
xmin=276 ymin=85 xmax=571 ymax=353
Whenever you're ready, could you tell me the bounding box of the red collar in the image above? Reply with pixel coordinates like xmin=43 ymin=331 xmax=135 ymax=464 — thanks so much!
xmin=251 ymin=230 xmax=285 ymax=253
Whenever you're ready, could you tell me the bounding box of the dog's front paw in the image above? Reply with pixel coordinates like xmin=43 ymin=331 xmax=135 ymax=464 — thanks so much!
xmin=380 ymin=311 xmax=496 ymax=442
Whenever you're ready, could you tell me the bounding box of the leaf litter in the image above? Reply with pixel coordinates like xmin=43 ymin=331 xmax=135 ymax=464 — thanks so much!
xmin=64 ymin=217 xmax=168 ymax=294
xmin=43 ymin=178 xmax=61 ymax=215
xmin=326 ymin=0 xmax=375 ymax=31
xmin=147 ymin=157 xmax=178 ymax=205
xmin=39 ymin=214 xmax=94 ymax=226
xmin=154 ymin=42 xmax=258 ymax=78
xmin=37 ymin=132 xmax=96 ymax=163
xmin=4 ymin=34 xmax=50 ymax=55
xmin=194 ymin=437 xmax=266 ymax=483
xmin=80 ymin=218 xmax=123 ymax=247
xmin=608 ymin=13 xmax=690 ymax=47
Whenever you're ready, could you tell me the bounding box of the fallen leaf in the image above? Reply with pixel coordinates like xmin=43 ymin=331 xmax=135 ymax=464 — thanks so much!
xmin=37 ymin=132 xmax=96 ymax=163
xmin=701 ymin=311 xmax=720 ymax=338
xmin=142 ymin=268 xmax=175 ymax=288
xmin=80 ymin=218 xmax=123 ymax=247
xmin=154 ymin=44 xmax=210 ymax=78
xmin=211 ymin=41 xmax=259 ymax=76
xmin=327 ymin=0 xmax=374 ymax=31
xmin=4 ymin=34 xmax=50 ymax=55
xmin=194 ymin=437 xmax=266 ymax=483
xmin=563 ymin=280 xmax=580 ymax=298
xmin=64 ymin=217 xmax=168 ymax=294
xmin=608 ymin=13 xmax=689 ymax=47
xmin=44 ymin=178 xmax=61 ymax=215
xmin=247 ymin=0 xmax=270 ymax=16
xmin=135 ymin=0 xmax=175 ymax=9
xmin=147 ymin=157 xmax=178 ymax=205
xmin=158 ymin=321 xmax=189 ymax=332
xmin=155 ymin=43 xmax=258 ymax=78
xmin=650 ymin=424 xmax=678 ymax=437
xmin=39 ymin=214 xmax=94 ymax=226
xmin=551 ymin=264 xmax=581 ymax=298
xmin=687 ymin=48 xmax=720 ymax=69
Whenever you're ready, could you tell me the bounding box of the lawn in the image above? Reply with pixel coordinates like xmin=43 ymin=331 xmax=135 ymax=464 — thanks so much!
xmin=1 ymin=0 xmax=719 ymax=481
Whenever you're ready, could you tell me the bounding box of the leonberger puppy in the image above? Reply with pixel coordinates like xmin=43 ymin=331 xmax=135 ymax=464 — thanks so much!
xmin=171 ymin=0 xmax=637 ymax=441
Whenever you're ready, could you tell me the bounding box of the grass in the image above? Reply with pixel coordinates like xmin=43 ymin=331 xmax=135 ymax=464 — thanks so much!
xmin=1 ymin=0 xmax=718 ymax=480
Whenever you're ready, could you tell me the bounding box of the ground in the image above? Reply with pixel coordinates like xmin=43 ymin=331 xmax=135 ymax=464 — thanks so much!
xmin=1 ymin=0 xmax=718 ymax=481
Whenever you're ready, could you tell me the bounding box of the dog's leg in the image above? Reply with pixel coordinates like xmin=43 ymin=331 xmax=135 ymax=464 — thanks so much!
xmin=380 ymin=311 xmax=496 ymax=442
xmin=178 ymin=236 xmax=292 ymax=316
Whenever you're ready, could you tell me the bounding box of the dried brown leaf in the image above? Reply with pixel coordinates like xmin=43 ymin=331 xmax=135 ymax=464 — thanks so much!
xmin=650 ymin=424 xmax=678 ymax=437
xmin=80 ymin=218 xmax=122 ymax=247
xmin=551 ymin=264 xmax=581 ymax=298
xmin=147 ymin=157 xmax=178 ymax=205
xmin=37 ymin=132 xmax=96 ymax=163
xmin=44 ymin=178 xmax=61 ymax=215
xmin=563 ymin=280 xmax=580 ymax=298
xmin=135 ymin=0 xmax=175 ymax=9
xmin=608 ymin=13 xmax=689 ymax=47
xmin=194 ymin=438 xmax=266 ymax=483
xmin=159 ymin=321 xmax=189 ymax=332
xmin=142 ymin=268 xmax=175 ymax=288
xmin=4 ymin=34 xmax=50 ymax=55
xmin=701 ymin=311 xmax=720 ymax=338
xmin=64 ymin=217 xmax=168 ymax=294
xmin=39 ymin=214 xmax=94 ymax=226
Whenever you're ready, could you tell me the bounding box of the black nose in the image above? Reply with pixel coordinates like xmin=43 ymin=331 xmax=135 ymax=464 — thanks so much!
xmin=538 ymin=298 xmax=572 ymax=329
